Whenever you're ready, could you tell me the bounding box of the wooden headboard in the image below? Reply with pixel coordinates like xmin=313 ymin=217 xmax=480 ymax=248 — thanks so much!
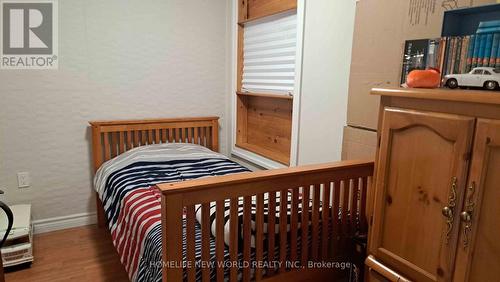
xmin=89 ymin=117 xmax=219 ymax=227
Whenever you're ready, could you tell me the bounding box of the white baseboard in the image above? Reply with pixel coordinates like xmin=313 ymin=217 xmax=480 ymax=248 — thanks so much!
xmin=33 ymin=212 xmax=97 ymax=234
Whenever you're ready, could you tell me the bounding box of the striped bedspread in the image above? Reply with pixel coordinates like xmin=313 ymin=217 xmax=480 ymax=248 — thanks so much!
xmin=94 ymin=143 xmax=250 ymax=281
xmin=94 ymin=143 xmax=325 ymax=281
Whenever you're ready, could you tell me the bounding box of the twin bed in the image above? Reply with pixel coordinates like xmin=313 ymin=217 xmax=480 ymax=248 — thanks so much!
xmin=89 ymin=117 xmax=374 ymax=282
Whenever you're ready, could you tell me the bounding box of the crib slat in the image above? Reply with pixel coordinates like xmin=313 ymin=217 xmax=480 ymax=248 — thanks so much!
xmin=201 ymin=203 xmax=210 ymax=282
xmin=168 ymin=128 xmax=174 ymax=143
xmin=186 ymin=206 xmax=196 ymax=282
xmin=255 ymin=194 xmax=264 ymax=281
xmin=311 ymin=184 xmax=320 ymax=261
xmin=141 ymin=130 xmax=147 ymax=145
xmin=188 ymin=128 xmax=193 ymax=143
xmin=160 ymin=129 xmax=166 ymax=143
xmin=206 ymin=127 xmax=212 ymax=150
xmin=360 ymin=177 xmax=368 ymax=233
xmin=229 ymin=198 xmax=239 ymax=281
xmin=103 ymin=133 xmax=111 ymax=161
xmin=181 ymin=128 xmax=186 ymax=143
xmin=127 ymin=131 xmax=133 ymax=149
xmin=147 ymin=130 xmax=152 ymax=144
xmin=321 ymin=183 xmax=331 ymax=260
xmin=174 ymin=128 xmax=180 ymax=143
xmin=243 ymin=196 xmax=252 ymax=282
xmin=134 ymin=130 xmax=140 ymax=147
xmin=155 ymin=129 xmax=160 ymax=144
xmin=341 ymin=180 xmax=350 ymax=253
xmin=194 ymin=127 xmax=199 ymax=145
xmin=300 ymin=186 xmax=310 ymax=267
xmin=118 ymin=132 xmax=125 ymax=153
xmin=201 ymin=127 xmax=206 ymax=147
xmin=110 ymin=132 xmax=117 ymax=157
xmin=350 ymin=179 xmax=359 ymax=236
xmin=331 ymin=181 xmax=341 ymax=254
xmin=216 ymin=200 xmax=225 ymax=282
xmin=267 ymin=191 xmax=276 ymax=275
xmin=279 ymin=189 xmax=288 ymax=273
xmin=290 ymin=187 xmax=299 ymax=263
xmin=342 ymin=180 xmax=351 ymax=238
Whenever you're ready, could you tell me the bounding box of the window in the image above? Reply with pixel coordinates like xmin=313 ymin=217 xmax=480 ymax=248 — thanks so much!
xmin=473 ymin=69 xmax=483 ymax=75
xmin=242 ymin=12 xmax=297 ymax=96
xmin=234 ymin=0 xmax=298 ymax=166
xmin=484 ymin=70 xmax=491 ymax=75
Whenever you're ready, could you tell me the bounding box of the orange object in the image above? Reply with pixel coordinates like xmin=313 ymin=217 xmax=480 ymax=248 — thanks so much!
xmin=406 ymin=68 xmax=441 ymax=88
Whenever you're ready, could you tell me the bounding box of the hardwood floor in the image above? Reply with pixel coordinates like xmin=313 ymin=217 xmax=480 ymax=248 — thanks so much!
xmin=5 ymin=225 xmax=129 ymax=282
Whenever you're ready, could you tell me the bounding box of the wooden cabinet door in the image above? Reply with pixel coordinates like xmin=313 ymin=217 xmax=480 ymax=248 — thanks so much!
xmin=453 ymin=119 xmax=500 ymax=282
xmin=369 ymin=108 xmax=475 ymax=282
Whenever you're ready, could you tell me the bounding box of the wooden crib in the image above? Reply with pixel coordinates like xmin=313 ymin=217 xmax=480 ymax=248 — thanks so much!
xmin=90 ymin=117 xmax=374 ymax=282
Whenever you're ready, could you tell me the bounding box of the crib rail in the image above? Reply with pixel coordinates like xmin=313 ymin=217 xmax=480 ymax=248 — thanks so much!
xmin=156 ymin=160 xmax=374 ymax=282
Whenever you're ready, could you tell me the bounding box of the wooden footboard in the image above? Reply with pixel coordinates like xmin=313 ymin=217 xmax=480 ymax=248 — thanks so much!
xmin=156 ymin=160 xmax=374 ymax=282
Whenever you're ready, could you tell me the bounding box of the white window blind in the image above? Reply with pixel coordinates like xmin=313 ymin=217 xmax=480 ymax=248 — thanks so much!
xmin=242 ymin=11 xmax=297 ymax=96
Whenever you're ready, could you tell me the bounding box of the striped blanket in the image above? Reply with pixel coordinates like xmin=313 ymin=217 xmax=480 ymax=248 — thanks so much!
xmin=94 ymin=143 xmax=326 ymax=281
xmin=94 ymin=143 xmax=250 ymax=281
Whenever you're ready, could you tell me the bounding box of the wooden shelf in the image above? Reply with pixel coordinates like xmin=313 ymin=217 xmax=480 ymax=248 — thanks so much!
xmin=371 ymin=87 xmax=500 ymax=105
xmin=236 ymin=94 xmax=292 ymax=166
xmin=237 ymin=91 xmax=293 ymax=100
xmin=238 ymin=0 xmax=297 ymax=25
xmin=238 ymin=7 xmax=297 ymax=25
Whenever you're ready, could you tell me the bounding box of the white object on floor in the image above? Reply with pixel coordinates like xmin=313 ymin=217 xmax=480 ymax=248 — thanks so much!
xmin=0 ymin=204 xmax=34 ymax=267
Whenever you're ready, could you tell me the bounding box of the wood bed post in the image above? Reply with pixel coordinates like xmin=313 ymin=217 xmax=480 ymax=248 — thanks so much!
xmin=211 ymin=119 xmax=219 ymax=152
xmin=91 ymin=124 xmax=107 ymax=228
xmin=161 ymin=193 xmax=184 ymax=281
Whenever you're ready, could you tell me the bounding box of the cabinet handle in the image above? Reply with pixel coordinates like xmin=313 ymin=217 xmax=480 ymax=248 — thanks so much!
xmin=442 ymin=177 xmax=457 ymax=244
xmin=461 ymin=182 xmax=476 ymax=249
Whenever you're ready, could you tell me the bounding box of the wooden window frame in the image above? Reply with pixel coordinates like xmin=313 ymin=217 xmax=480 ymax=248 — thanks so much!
xmin=235 ymin=0 xmax=298 ymax=166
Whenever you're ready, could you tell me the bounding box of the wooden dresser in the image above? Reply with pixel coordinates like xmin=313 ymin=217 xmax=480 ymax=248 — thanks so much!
xmin=366 ymin=88 xmax=500 ymax=282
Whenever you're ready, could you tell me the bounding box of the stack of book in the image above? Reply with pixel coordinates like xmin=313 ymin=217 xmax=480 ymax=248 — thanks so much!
xmin=437 ymin=20 xmax=500 ymax=76
xmin=401 ymin=20 xmax=500 ymax=84
xmin=400 ymin=39 xmax=441 ymax=85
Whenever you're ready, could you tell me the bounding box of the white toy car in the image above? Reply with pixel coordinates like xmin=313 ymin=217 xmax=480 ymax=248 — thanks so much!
xmin=443 ymin=67 xmax=500 ymax=90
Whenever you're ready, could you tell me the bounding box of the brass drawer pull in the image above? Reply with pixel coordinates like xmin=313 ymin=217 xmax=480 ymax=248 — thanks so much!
xmin=461 ymin=182 xmax=476 ymax=249
xmin=442 ymin=177 xmax=457 ymax=244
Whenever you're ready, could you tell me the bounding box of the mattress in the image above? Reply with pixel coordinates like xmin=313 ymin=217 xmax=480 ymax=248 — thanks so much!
xmin=94 ymin=143 xmax=320 ymax=282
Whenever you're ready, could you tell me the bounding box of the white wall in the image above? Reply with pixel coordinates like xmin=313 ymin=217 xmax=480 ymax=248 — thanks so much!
xmin=296 ymin=0 xmax=356 ymax=165
xmin=0 ymin=0 xmax=231 ymax=222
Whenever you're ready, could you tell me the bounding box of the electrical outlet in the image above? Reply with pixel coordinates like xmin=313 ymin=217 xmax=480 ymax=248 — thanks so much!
xmin=17 ymin=172 xmax=31 ymax=188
